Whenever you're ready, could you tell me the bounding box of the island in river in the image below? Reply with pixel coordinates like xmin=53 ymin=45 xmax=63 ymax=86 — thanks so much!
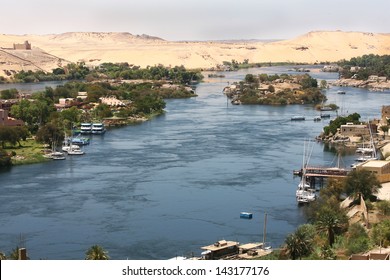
xmin=223 ymin=73 xmax=325 ymax=105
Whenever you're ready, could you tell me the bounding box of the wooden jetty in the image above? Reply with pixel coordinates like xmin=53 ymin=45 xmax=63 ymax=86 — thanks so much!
xmin=294 ymin=166 xmax=349 ymax=189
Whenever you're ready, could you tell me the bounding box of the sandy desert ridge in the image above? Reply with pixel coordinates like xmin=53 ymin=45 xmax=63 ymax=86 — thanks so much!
xmin=0 ymin=30 xmax=390 ymax=76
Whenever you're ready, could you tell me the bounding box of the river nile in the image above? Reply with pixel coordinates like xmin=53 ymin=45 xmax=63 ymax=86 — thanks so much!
xmin=1 ymin=66 xmax=390 ymax=259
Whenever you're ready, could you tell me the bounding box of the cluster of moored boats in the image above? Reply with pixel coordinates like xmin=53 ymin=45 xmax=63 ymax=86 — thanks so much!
xmin=43 ymin=123 xmax=106 ymax=160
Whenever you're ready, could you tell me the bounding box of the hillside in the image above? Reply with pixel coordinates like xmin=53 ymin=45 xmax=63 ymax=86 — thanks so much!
xmin=1 ymin=31 xmax=390 ymax=77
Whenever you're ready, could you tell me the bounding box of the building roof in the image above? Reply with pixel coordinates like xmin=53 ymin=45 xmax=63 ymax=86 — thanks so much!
xmin=201 ymin=240 xmax=239 ymax=252
xmin=361 ymin=160 xmax=390 ymax=168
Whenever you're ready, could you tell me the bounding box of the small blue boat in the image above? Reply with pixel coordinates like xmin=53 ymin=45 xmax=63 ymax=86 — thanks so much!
xmin=240 ymin=212 xmax=253 ymax=219
xmin=71 ymin=137 xmax=90 ymax=145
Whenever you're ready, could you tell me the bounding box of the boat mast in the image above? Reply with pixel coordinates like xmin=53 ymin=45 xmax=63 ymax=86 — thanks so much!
xmin=262 ymin=212 xmax=267 ymax=246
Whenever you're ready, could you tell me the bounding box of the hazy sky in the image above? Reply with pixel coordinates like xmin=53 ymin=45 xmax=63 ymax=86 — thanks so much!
xmin=1 ymin=0 xmax=389 ymax=40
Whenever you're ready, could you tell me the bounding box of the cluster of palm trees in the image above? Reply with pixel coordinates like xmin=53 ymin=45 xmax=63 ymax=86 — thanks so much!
xmin=283 ymin=169 xmax=384 ymax=260
xmin=1 ymin=245 xmax=110 ymax=260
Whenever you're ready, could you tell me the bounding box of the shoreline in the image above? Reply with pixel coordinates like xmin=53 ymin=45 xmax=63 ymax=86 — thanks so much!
xmin=330 ymin=78 xmax=390 ymax=91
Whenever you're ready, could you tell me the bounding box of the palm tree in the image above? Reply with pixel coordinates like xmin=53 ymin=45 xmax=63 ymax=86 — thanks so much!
xmin=315 ymin=205 xmax=348 ymax=247
xmin=85 ymin=245 xmax=110 ymax=260
xmin=284 ymin=224 xmax=315 ymax=260
xmin=345 ymin=169 xmax=382 ymax=201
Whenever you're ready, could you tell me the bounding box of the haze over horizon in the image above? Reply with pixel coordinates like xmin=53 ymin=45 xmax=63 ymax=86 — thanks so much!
xmin=1 ymin=0 xmax=389 ymax=41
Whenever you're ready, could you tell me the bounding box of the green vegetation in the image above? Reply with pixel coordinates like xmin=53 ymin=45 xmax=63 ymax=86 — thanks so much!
xmin=2 ymin=67 xmax=200 ymax=166
xmin=96 ymin=64 xmax=203 ymax=85
xmin=285 ymin=224 xmax=316 ymax=259
xmin=0 ymin=88 xmax=19 ymax=99
xmin=323 ymin=113 xmax=361 ymax=136
xmin=345 ymin=169 xmax=382 ymax=201
xmin=13 ymin=62 xmax=91 ymax=82
xmin=226 ymin=73 xmax=324 ymax=105
xmin=0 ymin=126 xmax=29 ymax=148
xmin=85 ymin=245 xmax=110 ymax=260
xmin=0 ymin=138 xmax=49 ymax=166
xmin=278 ymin=169 xmax=389 ymax=260
xmin=338 ymin=54 xmax=390 ymax=79
xmin=11 ymin=63 xmax=203 ymax=85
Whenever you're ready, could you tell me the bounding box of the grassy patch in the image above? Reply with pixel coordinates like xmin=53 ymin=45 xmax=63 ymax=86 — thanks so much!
xmin=5 ymin=139 xmax=50 ymax=166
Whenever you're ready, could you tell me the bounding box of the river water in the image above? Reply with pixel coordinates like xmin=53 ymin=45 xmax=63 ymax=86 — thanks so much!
xmin=1 ymin=66 xmax=390 ymax=259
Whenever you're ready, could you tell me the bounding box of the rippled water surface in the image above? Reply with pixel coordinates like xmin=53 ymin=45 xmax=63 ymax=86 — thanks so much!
xmin=1 ymin=66 xmax=390 ymax=259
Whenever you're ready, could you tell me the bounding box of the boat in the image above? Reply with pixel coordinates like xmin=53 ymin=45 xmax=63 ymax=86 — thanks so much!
xmin=296 ymin=181 xmax=316 ymax=204
xmin=71 ymin=137 xmax=90 ymax=145
xmin=320 ymin=113 xmax=331 ymax=118
xmin=313 ymin=116 xmax=321 ymax=121
xmin=295 ymin=140 xmax=316 ymax=204
xmin=67 ymin=146 xmax=85 ymax=155
xmin=62 ymin=144 xmax=80 ymax=152
xmin=92 ymin=123 xmax=106 ymax=134
xmin=64 ymin=132 xmax=85 ymax=155
xmin=337 ymin=90 xmax=346 ymax=94
xmin=354 ymin=121 xmax=377 ymax=163
xmin=80 ymin=123 xmax=92 ymax=134
xmin=52 ymin=154 xmax=66 ymax=160
xmin=240 ymin=212 xmax=253 ymax=219
xmin=291 ymin=116 xmax=305 ymax=121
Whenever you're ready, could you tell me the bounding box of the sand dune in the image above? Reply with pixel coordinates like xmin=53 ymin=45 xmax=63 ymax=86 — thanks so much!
xmin=0 ymin=31 xmax=390 ymax=77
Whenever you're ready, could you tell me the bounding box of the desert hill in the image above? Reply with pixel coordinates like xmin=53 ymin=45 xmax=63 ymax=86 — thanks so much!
xmin=1 ymin=31 xmax=390 ymax=77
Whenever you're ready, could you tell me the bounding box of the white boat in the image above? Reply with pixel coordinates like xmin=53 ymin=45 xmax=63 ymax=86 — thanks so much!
xmin=296 ymin=181 xmax=316 ymax=203
xmin=67 ymin=146 xmax=85 ymax=155
xmin=52 ymin=154 xmax=66 ymax=160
xmin=80 ymin=123 xmax=93 ymax=134
xmin=64 ymin=136 xmax=85 ymax=155
xmin=337 ymin=90 xmax=346 ymax=94
xmin=295 ymin=140 xmax=316 ymax=204
xmin=354 ymin=121 xmax=377 ymax=163
xmin=92 ymin=123 xmax=106 ymax=134
xmin=62 ymin=144 xmax=80 ymax=152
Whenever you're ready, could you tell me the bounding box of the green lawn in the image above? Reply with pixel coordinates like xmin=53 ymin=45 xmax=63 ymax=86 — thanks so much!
xmin=5 ymin=139 xmax=50 ymax=165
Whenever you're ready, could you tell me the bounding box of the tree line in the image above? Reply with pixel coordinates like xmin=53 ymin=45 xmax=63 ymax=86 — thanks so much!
xmin=338 ymin=54 xmax=390 ymax=80
xmin=11 ymin=63 xmax=203 ymax=85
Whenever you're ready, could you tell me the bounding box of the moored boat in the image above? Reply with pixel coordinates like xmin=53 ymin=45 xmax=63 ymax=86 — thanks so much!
xmin=291 ymin=116 xmax=305 ymax=121
xmin=71 ymin=137 xmax=90 ymax=145
xmin=80 ymin=123 xmax=93 ymax=134
xmin=313 ymin=116 xmax=321 ymax=121
xmin=92 ymin=123 xmax=106 ymax=134
xmin=240 ymin=212 xmax=253 ymax=219
xmin=67 ymin=147 xmax=85 ymax=155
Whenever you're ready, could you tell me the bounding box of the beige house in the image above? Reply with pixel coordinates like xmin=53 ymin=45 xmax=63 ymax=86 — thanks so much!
xmin=340 ymin=123 xmax=369 ymax=137
xmin=55 ymin=98 xmax=76 ymax=109
xmin=356 ymin=160 xmax=390 ymax=183
xmin=356 ymin=160 xmax=390 ymax=175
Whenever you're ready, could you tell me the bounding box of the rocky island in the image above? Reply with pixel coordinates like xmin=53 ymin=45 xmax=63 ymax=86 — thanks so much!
xmin=223 ymin=73 xmax=325 ymax=105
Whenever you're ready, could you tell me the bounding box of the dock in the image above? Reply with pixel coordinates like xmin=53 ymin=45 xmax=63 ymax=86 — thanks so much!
xmin=294 ymin=166 xmax=349 ymax=179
